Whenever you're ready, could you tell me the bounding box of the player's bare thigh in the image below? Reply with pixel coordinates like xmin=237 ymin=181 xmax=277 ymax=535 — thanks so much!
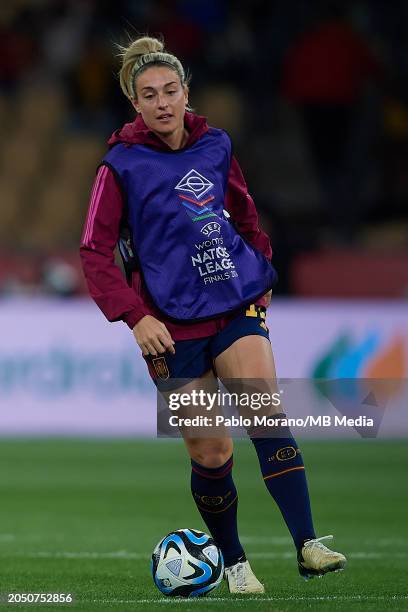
xmin=162 ymin=369 xmax=233 ymax=468
xmin=214 ymin=335 xmax=281 ymax=416
xmin=214 ymin=335 xmax=277 ymax=378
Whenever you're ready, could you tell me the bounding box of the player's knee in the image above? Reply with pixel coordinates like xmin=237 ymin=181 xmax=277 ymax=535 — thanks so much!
xmin=189 ymin=439 xmax=233 ymax=468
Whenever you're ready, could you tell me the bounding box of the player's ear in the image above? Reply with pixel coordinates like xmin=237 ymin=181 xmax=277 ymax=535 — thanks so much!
xmin=131 ymin=98 xmax=141 ymax=113
xmin=184 ymin=85 xmax=189 ymax=107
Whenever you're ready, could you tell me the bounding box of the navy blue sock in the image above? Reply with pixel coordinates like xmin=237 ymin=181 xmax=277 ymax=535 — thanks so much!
xmin=250 ymin=417 xmax=316 ymax=550
xmin=190 ymin=456 xmax=245 ymax=566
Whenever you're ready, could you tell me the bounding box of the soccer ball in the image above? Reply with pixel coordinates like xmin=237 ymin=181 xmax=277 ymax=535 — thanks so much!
xmin=151 ymin=528 xmax=224 ymax=597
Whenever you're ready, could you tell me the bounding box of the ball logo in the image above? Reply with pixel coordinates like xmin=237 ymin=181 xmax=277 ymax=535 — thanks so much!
xmin=276 ymin=446 xmax=297 ymax=461
xmin=200 ymin=222 xmax=221 ymax=237
xmin=175 ymin=169 xmax=214 ymax=199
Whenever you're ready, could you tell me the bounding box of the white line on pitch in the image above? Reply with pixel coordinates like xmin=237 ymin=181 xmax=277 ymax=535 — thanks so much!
xmin=3 ymin=536 xmax=406 ymax=546
xmin=3 ymin=551 xmax=408 ymax=559
xmin=89 ymin=595 xmax=408 ymax=604
xmin=242 ymin=536 xmax=408 ymax=547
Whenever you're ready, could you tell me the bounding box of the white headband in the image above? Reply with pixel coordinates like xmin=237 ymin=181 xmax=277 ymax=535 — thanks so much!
xmin=129 ymin=52 xmax=185 ymax=98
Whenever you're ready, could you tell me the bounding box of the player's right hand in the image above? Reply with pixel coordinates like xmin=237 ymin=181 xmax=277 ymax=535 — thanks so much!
xmin=132 ymin=315 xmax=176 ymax=356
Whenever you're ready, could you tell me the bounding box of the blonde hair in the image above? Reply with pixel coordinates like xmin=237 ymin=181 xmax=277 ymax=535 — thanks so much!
xmin=118 ymin=35 xmax=191 ymax=105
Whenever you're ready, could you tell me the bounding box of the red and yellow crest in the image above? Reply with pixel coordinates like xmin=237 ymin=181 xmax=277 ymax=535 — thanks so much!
xmin=152 ymin=356 xmax=170 ymax=380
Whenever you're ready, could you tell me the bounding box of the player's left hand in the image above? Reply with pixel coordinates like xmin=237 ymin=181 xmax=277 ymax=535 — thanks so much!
xmin=263 ymin=289 xmax=272 ymax=308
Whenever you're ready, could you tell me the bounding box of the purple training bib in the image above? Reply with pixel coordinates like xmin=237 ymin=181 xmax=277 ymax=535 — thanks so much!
xmin=103 ymin=128 xmax=277 ymax=321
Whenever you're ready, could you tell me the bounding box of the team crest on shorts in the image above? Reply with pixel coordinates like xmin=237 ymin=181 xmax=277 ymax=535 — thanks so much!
xmin=152 ymin=356 xmax=170 ymax=380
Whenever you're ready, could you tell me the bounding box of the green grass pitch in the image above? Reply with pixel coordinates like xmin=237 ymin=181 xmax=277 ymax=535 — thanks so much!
xmin=0 ymin=439 xmax=407 ymax=611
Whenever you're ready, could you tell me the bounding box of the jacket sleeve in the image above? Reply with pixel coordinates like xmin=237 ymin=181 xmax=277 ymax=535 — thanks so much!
xmin=79 ymin=164 xmax=150 ymax=329
xmin=224 ymin=156 xmax=272 ymax=261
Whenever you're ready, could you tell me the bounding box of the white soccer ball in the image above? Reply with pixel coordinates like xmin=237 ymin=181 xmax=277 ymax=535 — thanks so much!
xmin=151 ymin=528 xmax=224 ymax=597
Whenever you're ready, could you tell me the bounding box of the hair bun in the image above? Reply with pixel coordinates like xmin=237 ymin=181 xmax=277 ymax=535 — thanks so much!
xmin=127 ymin=36 xmax=164 ymax=60
xmin=118 ymin=34 xmax=190 ymax=103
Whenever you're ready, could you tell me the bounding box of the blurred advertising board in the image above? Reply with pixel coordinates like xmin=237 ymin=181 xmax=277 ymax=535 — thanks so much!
xmin=0 ymin=298 xmax=406 ymax=437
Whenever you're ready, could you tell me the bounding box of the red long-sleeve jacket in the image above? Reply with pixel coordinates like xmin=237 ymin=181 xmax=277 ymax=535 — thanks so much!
xmin=80 ymin=112 xmax=272 ymax=340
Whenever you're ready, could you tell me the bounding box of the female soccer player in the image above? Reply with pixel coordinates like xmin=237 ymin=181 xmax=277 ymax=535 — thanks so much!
xmin=80 ymin=35 xmax=346 ymax=593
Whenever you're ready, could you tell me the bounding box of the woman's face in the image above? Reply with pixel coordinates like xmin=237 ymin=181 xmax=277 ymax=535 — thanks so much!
xmin=133 ymin=65 xmax=188 ymax=135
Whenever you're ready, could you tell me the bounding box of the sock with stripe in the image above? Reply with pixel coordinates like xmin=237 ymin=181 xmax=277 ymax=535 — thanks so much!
xmin=250 ymin=415 xmax=316 ymax=550
xmin=190 ymin=455 xmax=245 ymax=567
